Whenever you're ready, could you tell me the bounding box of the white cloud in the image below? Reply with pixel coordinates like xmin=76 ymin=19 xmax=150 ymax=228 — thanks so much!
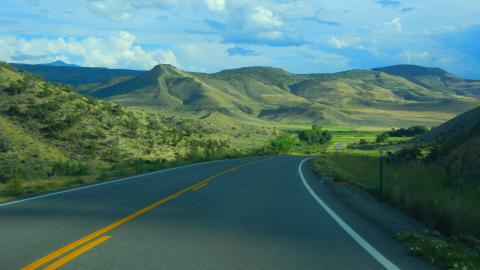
xmin=385 ymin=17 xmax=402 ymax=32
xmin=0 ymin=31 xmax=178 ymax=70
xmin=402 ymin=50 xmax=431 ymax=63
xmin=327 ymin=36 xmax=348 ymax=48
xmin=88 ymin=0 xmax=132 ymax=21
xmin=249 ymin=6 xmax=283 ymax=28
xmin=204 ymin=0 xmax=226 ymax=12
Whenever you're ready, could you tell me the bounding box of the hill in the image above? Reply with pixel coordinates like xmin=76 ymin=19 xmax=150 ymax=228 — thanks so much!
xmin=12 ymin=63 xmax=480 ymax=127
xmin=87 ymin=65 xmax=480 ymax=127
xmin=0 ymin=63 xmax=247 ymax=186
xmin=374 ymin=64 xmax=480 ymax=98
xmin=11 ymin=63 xmax=143 ymax=87
xmin=414 ymin=105 xmax=480 ymax=181
xmin=43 ymin=60 xmax=79 ymax=67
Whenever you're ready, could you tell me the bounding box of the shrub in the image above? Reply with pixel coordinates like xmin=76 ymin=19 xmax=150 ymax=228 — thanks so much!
xmin=376 ymin=133 xmax=390 ymax=143
xmin=269 ymin=135 xmax=299 ymax=153
xmin=298 ymin=125 xmax=332 ymax=145
xmin=359 ymin=138 xmax=368 ymax=145
xmin=52 ymin=161 xmax=91 ymax=176
xmin=125 ymin=114 xmax=141 ymax=130
xmin=4 ymin=177 xmax=23 ymax=196
xmin=387 ymin=126 xmax=429 ymax=137
xmin=0 ymin=137 xmax=11 ymax=152
xmin=6 ymin=105 xmax=21 ymax=116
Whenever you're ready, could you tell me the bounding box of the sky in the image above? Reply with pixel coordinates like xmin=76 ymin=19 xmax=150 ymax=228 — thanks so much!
xmin=0 ymin=0 xmax=479 ymax=78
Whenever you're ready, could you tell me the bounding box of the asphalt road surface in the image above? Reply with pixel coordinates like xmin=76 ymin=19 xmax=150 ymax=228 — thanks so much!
xmin=0 ymin=156 xmax=435 ymax=270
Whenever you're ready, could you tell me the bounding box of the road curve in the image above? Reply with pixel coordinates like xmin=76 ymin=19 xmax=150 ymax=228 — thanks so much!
xmin=0 ymin=156 xmax=434 ymax=270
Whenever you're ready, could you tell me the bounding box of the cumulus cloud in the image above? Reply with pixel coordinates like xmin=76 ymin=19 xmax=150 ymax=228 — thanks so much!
xmin=88 ymin=0 xmax=132 ymax=21
xmin=385 ymin=17 xmax=402 ymax=32
xmin=0 ymin=31 xmax=178 ymax=70
xmin=327 ymin=36 xmax=349 ymax=49
xmin=218 ymin=3 xmax=303 ymax=46
xmin=249 ymin=6 xmax=283 ymax=28
xmin=204 ymin=0 xmax=226 ymax=12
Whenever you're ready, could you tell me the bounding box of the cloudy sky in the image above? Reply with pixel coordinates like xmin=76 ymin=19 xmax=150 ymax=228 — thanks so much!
xmin=0 ymin=0 xmax=479 ymax=78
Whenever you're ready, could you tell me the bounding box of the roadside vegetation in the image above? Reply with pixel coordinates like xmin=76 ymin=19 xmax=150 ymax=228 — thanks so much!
xmin=0 ymin=64 xmax=263 ymax=201
xmin=310 ymin=149 xmax=480 ymax=269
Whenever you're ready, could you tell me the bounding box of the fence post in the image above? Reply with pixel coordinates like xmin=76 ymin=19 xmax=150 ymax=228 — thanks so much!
xmin=379 ymin=150 xmax=384 ymax=199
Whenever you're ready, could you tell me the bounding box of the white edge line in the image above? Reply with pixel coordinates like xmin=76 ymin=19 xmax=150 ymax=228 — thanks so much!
xmin=298 ymin=157 xmax=400 ymax=270
xmin=0 ymin=157 xmax=249 ymax=208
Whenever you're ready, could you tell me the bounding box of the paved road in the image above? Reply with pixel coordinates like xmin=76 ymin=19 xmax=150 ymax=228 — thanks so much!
xmin=0 ymin=156 xmax=434 ymax=270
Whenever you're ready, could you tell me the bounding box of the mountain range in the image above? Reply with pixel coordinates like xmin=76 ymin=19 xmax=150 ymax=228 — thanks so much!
xmin=12 ymin=63 xmax=480 ymax=128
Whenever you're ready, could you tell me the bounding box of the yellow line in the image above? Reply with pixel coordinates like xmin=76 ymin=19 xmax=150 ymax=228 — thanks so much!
xmin=22 ymin=161 xmax=256 ymax=270
xmin=192 ymin=182 xmax=208 ymax=191
xmin=43 ymin=236 xmax=112 ymax=270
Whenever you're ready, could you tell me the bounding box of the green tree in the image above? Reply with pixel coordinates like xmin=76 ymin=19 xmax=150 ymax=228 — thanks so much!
xmin=376 ymin=133 xmax=390 ymax=143
xmin=359 ymin=138 xmax=368 ymax=145
xmin=298 ymin=125 xmax=333 ymax=145
xmin=269 ymin=135 xmax=298 ymax=153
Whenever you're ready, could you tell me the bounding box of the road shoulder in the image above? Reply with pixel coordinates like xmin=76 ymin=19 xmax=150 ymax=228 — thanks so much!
xmin=300 ymin=158 xmax=437 ymax=269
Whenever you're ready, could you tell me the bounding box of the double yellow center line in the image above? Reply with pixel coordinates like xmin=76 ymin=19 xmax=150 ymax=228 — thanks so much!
xmin=22 ymin=160 xmax=258 ymax=270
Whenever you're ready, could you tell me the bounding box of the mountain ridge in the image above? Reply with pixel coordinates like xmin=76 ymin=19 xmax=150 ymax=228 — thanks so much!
xmin=11 ymin=63 xmax=480 ymax=127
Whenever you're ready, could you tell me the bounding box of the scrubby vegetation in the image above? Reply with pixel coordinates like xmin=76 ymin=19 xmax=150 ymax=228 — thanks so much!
xmin=266 ymin=135 xmax=299 ymax=154
xmin=21 ymin=62 xmax=479 ymax=128
xmin=0 ymin=64 xmax=256 ymax=199
xmin=396 ymin=231 xmax=480 ymax=269
xmin=387 ymin=126 xmax=429 ymax=137
xmin=311 ymin=152 xmax=480 ymax=237
xmin=298 ymin=125 xmax=332 ymax=145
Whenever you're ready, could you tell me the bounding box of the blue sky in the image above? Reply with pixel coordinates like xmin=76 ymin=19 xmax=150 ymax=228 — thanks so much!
xmin=0 ymin=0 xmax=479 ymax=78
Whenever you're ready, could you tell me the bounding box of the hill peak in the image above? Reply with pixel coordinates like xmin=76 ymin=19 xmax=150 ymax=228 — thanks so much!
xmin=373 ymin=64 xmax=455 ymax=78
xmin=43 ymin=60 xmax=79 ymax=67
xmin=151 ymin=64 xmax=179 ymax=72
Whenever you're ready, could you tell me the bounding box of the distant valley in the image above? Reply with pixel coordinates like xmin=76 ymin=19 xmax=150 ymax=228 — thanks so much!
xmin=12 ymin=63 xmax=480 ymax=128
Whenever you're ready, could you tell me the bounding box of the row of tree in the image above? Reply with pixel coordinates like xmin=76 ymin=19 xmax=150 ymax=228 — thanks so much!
xmin=267 ymin=125 xmax=333 ymax=153
xmin=376 ymin=126 xmax=429 ymax=143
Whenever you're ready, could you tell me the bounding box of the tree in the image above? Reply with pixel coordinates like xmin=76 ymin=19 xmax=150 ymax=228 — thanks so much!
xmin=298 ymin=125 xmax=333 ymax=145
xmin=376 ymin=133 xmax=390 ymax=143
xmin=269 ymin=135 xmax=298 ymax=153
xmin=359 ymin=138 xmax=368 ymax=145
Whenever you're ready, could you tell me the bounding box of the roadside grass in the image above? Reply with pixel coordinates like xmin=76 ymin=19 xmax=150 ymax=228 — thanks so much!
xmin=396 ymin=231 xmax=480 ymax=269
xmin=0 ymin=152 xmax=259 ymax=203
xmin=310 ymin=152 xmax=480 ymax=269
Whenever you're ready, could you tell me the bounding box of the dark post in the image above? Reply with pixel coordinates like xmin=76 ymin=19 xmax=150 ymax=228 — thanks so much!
xmin=379 ymin=150 xmax=384 ymax=199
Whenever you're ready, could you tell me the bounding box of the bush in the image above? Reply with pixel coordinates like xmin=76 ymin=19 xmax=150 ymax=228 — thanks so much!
xmin=269 ymin=135 xmax=299 ymax=153
xmin=52 ymin=161 xmax=91 ymax=176
xmin=298 ymin=125 xmax=332 ymax=145
xmin=0 ymin=137 xmax=11 ymax=152
xmin=359 ymin=138 xmax=368 ymax=145
xmin=4 ymin=177 xmax=23 ymax=196
xmin=376 ymin=133 xmax=390 ymax=143
xmin=125 ymin=114 xmax=141 ymax=130
xmin=6 ymin=105 xmax=21 ymax=116
xmin=387 ymin=126 xmax=429 ymax=137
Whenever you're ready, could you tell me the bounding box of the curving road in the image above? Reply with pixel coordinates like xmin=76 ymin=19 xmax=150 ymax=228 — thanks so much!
xmin=0 ymin=156 xmax=434 ymax=270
